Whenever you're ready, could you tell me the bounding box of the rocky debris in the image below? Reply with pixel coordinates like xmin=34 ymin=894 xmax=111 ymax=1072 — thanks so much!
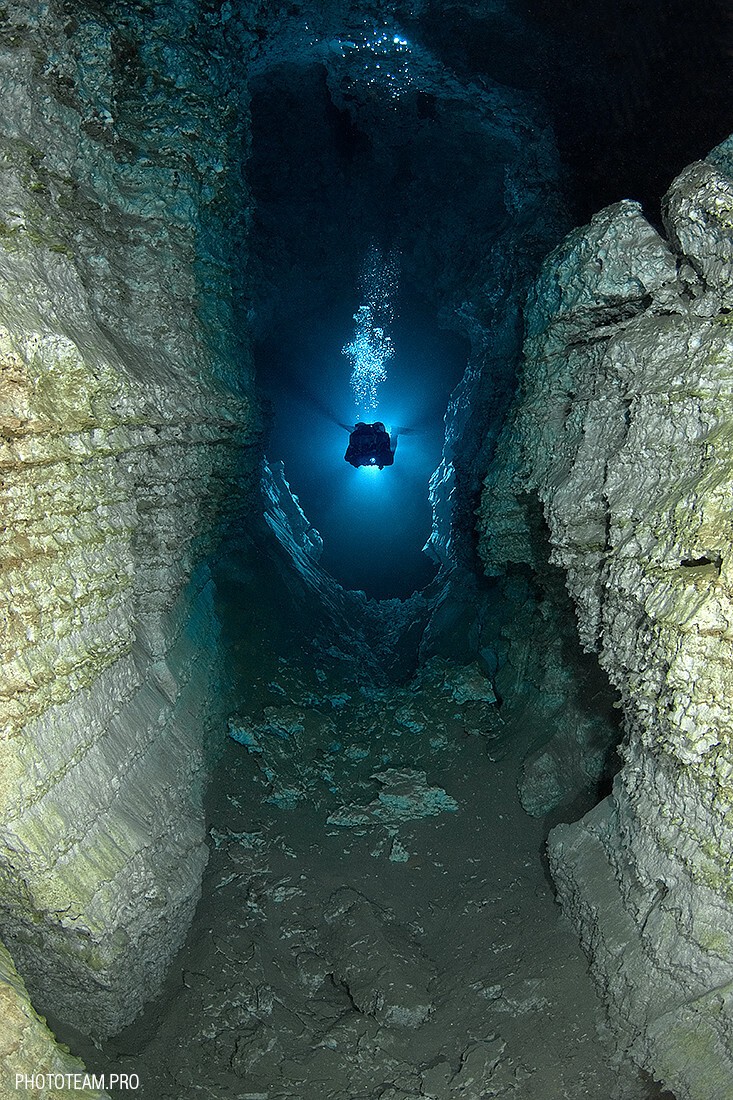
xmin=227 ymin=707 xmax=311 ymax=808
xmin=327 ymin=769 xmax=458 ymax=829
xmin=228 ymin=669 xmax=465 ymax=870
xmin=227 ymin=654 xmax=503 ymax=821
xmin=229 ymin=597 xmax=618 ymax=830
xmin=479 ymin=140 xmax=733 ymax=1098
xmin=94 ymin=618 xmax=648 ymax=1100
xmin=323 ymin=887 xmax=435 ymax=1029
xmin=413 ymin=657 xmax=500 ymax=735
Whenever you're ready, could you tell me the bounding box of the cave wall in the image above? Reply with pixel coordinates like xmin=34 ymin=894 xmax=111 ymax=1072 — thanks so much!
xmin=477 ymin=137 xmax=733 ymax=1099
xmin=0 ymin=939 xmax=110 ymax=1097
xmin=0 ymin=0 xmax=260 ymax=1038
xmin=1 ymin=0 xmax=727 ymax=1074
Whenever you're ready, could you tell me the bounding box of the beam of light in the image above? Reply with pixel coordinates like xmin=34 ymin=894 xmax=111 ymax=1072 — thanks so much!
xmin=342 ymin=244 xmax=400 ymax=415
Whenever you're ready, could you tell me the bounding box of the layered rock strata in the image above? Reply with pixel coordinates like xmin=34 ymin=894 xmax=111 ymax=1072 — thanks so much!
xmin=0 ymin=0 xmax=259 ymax=1040
xmin=478 ymin=137 xmax=733 ymax=1099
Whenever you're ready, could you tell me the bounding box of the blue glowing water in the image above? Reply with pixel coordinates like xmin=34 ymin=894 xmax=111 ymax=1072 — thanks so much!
xmin=258 ymin=289 xmax=467 ymax=599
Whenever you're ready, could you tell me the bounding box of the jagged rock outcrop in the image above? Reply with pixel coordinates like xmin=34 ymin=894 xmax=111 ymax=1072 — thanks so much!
xmin=0 ymin=940 xmax=110 ymax=1099
xmin=0 ymin=0 xmax=260 ymax=1040
xmin=478 ymin=136 xmax=733 ymax=1099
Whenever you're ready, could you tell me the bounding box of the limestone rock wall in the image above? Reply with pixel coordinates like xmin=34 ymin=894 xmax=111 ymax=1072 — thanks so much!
xmin=0 ymin=1 xmax=260 ymax=1039
xmin=477 ymin=138 xmax=733 ymax=1099
xmin=0 ymin=939 xmax=110 ymax=1098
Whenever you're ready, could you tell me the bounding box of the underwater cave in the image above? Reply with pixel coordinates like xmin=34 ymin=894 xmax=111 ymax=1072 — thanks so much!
xmin=0 ymin=1 xmax=732 ymax=1099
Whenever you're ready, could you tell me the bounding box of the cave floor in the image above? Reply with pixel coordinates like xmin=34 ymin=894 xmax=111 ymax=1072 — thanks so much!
xmin=102 ymin=570 xmax=655 ymax=1100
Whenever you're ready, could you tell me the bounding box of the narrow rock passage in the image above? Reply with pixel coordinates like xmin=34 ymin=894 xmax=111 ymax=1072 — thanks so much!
xmin=101 ymin=562 xmax=655 ymax=1099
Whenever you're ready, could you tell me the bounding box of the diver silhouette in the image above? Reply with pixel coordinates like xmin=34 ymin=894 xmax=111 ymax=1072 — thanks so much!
xmin=344 ymin=421 xmax=396 ymax=469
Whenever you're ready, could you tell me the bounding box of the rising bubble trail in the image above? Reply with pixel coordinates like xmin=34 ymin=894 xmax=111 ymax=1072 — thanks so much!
xmin=342 ymin=244 xmax=399 ymax=414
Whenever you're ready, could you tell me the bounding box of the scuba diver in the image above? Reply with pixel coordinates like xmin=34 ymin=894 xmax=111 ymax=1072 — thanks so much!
xmin=344 ymin=421 xmax=397 ymax=469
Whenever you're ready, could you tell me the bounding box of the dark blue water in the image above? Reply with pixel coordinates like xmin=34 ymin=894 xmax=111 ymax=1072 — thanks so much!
xmin=257 ymin=291 xmax=468 ymax=599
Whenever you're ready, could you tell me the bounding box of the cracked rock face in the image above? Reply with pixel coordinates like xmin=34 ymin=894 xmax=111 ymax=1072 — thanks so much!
xmin=478 ymin=135 xmax=733 ymax=1100
xmin=323 ymin=885 xmax=434 ymax=1029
